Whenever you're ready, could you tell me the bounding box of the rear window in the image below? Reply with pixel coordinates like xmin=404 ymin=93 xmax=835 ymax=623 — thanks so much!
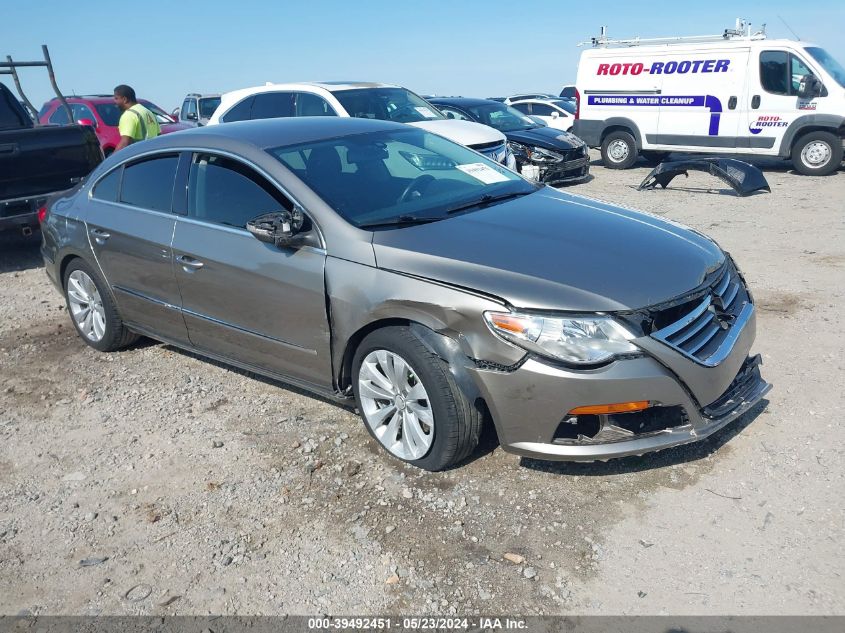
xmin=221 ymin=96 xmax=254 ymax=123
xmin=250 ymin=92 xmax=295 ymax=120
xmin=119 ymin=155 xmax=179 ymax=212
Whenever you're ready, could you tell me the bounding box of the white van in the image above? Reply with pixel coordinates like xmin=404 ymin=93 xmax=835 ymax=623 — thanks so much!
xmin=573 ymin=23 xmax=845 ymax=175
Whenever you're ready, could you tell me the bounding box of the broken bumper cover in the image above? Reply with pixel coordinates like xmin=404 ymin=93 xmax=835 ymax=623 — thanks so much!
xmin=469 ymin=353 xmax=771 ymax=462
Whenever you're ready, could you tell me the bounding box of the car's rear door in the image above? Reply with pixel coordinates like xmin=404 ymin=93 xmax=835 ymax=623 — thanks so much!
xmin=84 ymin=153 xmax=189 ymax=343
xmin=171 ymin=151 xmax=332 ymax=388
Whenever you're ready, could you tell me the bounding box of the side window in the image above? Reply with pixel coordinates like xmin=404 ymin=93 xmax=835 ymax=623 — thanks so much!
xmin=71 ymin=104 xmax=95 ymax=123
xmin=221 ymin=96 xmax=255 ymax=123
xmin=295 ymin=92 xmax=336 ymax=116
xmin=790 ymin=55 xmax=812 ymax=93
xmin=188 ymin=154 xmax=291 ymax=228
xmin=250 ymin=92 xmax=295 ymax=120
xmin=760 ymin=51 xmax=790 ymax=95
xmin=120 ymin=155 xmax=179 ymax=212
xmin=511 ymin=103 xmax=530 ymax=115
xmin=531 ymin=103 xmax=555 ymax=116
xmin=91 ymin=168 xmax=121 ymax=202
xmin=439 ymin=106 xmax=471 ymax=121
xmin=49 ymin=106 xmax=71 ymax=125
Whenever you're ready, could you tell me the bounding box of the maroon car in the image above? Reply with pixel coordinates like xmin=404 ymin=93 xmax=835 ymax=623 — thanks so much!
xmin=38 ymin=95 xmax=192 ymax=156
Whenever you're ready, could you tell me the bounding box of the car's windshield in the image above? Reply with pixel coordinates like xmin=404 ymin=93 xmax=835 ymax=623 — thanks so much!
xmin=199 ymin=97 xmax=221 ymax=118
xmin=551 ymin=99 xmax=576 ymax=114
xmin=805 ymin=47 xmax=845 ymax=88
xmin=269 ymin=127 xmax=535 ymax=229
xmin=331 ymin=88 xmax=445 ymax=124
xmin=94 ymin=101 xmax=174 ymax=126
xmin=463 ymin=102 xmax=538 ymax=132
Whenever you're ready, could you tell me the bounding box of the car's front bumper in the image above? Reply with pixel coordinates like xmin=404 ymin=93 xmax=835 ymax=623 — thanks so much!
xmin=468 ymin=305 xmax=770 ymax=461
xmin=517 ymin=155 xmax=590 ymax=186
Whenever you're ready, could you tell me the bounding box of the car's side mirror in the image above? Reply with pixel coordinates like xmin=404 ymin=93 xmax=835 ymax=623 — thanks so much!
xmin=550 ymin=111 xmax=560 ymax=119
xmin=798 ymin=74 xmax=822 ymax=99
xmin=186 ymin=111 xmax=198 ymax=121
xmin=77 ymin=118 xmax=97 ymax=128
xmin=247 ymin=209 xmax=305 ymax=248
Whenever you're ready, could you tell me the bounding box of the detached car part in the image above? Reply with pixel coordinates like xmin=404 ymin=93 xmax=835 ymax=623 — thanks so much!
xmin=637 ymin=157 xmax=771 ymax=197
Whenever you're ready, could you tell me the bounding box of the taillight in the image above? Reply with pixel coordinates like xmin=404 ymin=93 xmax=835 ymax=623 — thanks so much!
xmin=574 ymin=88 xmax=580 ymax=120
xmin=37 ymin=205 xmax=47 ymax=224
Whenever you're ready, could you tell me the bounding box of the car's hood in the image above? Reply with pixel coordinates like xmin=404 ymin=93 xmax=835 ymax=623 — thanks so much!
xmin=409 ymin=119 xmax=505 ymax=147
xmin=505 ymin=126 xmax=583 ymax=150
xmin=371 ymin=189 xmax=725 ymax=312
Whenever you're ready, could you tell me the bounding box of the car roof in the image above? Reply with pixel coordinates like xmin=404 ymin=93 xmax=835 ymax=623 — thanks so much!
xmin=46 ymin=95 xmax=157 ymax=105
xmin=125 ymin=116 xmax=409 ymax=153
xmin=427 ymin=97 xmax=503 ymax=108
xmin=221 ymin=81 xmax=400 ymax=101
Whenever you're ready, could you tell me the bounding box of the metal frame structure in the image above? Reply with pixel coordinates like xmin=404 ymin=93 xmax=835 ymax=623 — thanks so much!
xmin=0 ymin=45 xmax=71 ymax=122
xmin=580 ymin=19 xmax=767 ymax=48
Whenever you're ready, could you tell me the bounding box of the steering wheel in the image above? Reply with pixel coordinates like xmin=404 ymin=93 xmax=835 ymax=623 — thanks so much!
xmin=398 ymin=175 xmax=436 ymax=203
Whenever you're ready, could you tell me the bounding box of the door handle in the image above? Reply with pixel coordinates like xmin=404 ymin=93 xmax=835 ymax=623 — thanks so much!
xmin=728 ymin=96 xmax=738 ymax=110
xmin=751 ymin=95 xmax=761 ymax=109
xmin=89 ymin=228 xmax=111 ymax=244
xmin=0 ymin=143 xmax=20 ymax=156
xmin=176 ymin=254 xmax=204 ymax=271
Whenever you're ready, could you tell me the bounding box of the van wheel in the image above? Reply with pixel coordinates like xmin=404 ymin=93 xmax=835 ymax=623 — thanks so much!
xmin=641 ymin=151 xmax=670 ymax=166
xmin=791 ymin=131 xmax=842 ymax=176
xmin=601 ymin=131 xmax=638 ymax=169
xmin=352 ymin=326 xmax=482 ymax=471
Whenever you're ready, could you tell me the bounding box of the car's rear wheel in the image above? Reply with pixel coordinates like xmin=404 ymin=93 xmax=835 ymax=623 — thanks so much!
xmin=791 ymin=131 xmax=842 ymax=176
xmin=601 ymin=131 xmax=638 ymax=169
xmin=352 ymin=326 xmax=482 ymax=471
xmin=63 ymin=258 xmax=138 ymax=352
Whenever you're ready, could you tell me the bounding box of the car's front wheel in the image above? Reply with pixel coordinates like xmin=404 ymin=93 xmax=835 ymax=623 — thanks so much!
xmin=791 ymin=130 xmax=842 ymax=176
xmin=601 ymin=130 xmax=638 ymax=169
xmin=63 ymin=258 xmax=138 ymax=352
xmin=352 ymin=326 xmax=482 ymax=471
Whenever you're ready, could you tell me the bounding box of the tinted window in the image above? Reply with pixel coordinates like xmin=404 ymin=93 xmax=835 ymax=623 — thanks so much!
xmin=95 ymin=104 xmax=121 ymax=126
xmin=531 ymin=103 xmax=555 ymax=116
xmin=761 ymin=51 xmax=790 ymax=94
xmin=791 ymin=55 xmax=811 ymax=93
xmin=511 ymin=103 xmax=530 ymax=115
xmin=250 ymin=92 xmax=295 ymax=120
xmin=188 ymin=154 xmax=291 ymax=228
xmin=199 ymin=96 xmax=221 ymax=118
xmin=295 ymin=92 xmax=335 ymax=116
xmin=92 ymin=168 xmax=121 ymax=202
xmin=71 ymin=104 xmax=95 ymax=123
xmin=120 ymin=155 xmax=178 ymax=212
xmin=221 ymin=96 xmax=254 ymax=122
xmin=332 ymin=87 xmax=444 ymax=123
xmin=49 ymin=106 xmax=71 ymax=125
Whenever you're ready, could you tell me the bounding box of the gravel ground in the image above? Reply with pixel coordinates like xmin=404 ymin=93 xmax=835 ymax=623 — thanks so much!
xmin=1 ymin=153 xmax=843 ymax=616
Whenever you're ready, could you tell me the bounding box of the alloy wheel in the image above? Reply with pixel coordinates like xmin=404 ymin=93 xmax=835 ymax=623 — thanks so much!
xmin=358 ymin=350 xmax=434 ymax=461
xmin=66 ymin=270 xmax=106 ymax=342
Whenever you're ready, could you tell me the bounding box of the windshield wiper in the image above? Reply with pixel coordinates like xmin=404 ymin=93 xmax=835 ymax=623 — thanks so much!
xmin=358 ymin=214 xmax=444 ymax=230
xmin=445 ymin=190 xmax=531 ymax=215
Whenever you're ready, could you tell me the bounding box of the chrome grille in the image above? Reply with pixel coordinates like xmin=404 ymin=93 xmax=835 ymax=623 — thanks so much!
xmin=651 ymin=262 xmax=752 ymax=367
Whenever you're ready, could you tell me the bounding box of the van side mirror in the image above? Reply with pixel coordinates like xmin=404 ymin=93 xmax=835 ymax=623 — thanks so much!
xmin=246 ymin=209 xmax=305 ymax=248
xmin=798 ymin=74 xmax=822 ymax=99
xmin=186 ymin=111 xmax=198 ymax=121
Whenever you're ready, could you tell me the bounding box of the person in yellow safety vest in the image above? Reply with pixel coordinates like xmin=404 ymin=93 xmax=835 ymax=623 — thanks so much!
xmin=113 ymin=84 xmax=160 ymax=152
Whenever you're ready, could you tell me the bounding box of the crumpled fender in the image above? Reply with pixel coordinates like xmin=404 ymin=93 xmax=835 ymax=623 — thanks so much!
xmin=638 ymin=157 xmax=771 ymax=197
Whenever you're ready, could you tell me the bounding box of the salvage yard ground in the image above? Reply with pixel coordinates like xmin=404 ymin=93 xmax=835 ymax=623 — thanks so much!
xmin=1 ymin=153 xmax=843 ymax=615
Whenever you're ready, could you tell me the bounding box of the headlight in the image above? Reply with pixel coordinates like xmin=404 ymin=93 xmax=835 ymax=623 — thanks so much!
xmin=506 ymin=142 xmax=563 ymax=164
xmin=484 ymin=311 xmax=640 ymax=365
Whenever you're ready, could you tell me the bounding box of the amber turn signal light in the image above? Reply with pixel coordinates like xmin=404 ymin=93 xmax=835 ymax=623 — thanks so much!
xmin=568 ymin=401 xmax=650 ymax=415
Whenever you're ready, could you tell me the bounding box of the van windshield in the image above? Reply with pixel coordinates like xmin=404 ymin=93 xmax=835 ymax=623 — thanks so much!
xmin=806 ymin=47 xmax=845 ymax=88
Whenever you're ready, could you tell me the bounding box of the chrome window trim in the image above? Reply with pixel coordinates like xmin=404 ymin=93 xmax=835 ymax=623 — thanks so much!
xmin=86 ymin=146 xmax=327 ymax=250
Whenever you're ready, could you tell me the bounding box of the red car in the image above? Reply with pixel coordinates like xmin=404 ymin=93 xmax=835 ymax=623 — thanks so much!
xmin=38 ymin=95 xmax=192 ymax=156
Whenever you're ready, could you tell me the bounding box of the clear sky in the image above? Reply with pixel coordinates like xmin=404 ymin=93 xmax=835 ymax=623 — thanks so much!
xmin=3 ymin=0 xmax=844 ymax=113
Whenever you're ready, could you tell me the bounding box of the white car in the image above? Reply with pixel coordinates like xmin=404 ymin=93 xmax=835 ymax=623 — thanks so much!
xmin=208 ymin=82 xmax=515 ymax=168
xmin=508 ymin=99 xmax=576 ymax=132
xmin=501 ymin=93 xmax=559 ymax=104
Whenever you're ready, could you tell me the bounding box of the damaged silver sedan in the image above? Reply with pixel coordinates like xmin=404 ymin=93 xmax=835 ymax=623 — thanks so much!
xmin=41 ymin=117 xmax=771 ymax=471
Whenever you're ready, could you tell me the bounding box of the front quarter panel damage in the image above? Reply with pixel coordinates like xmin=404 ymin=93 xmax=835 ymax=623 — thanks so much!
xmin=325 ymin=257 xmax=526 ymax=391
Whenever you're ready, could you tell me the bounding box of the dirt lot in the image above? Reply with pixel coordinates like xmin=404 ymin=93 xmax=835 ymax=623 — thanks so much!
xmin=1 ymin=154 xmax=843 ymax=616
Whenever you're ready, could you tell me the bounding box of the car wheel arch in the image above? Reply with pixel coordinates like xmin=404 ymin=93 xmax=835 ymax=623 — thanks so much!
xmin=600 ymin=118 xmax=643 ymax=150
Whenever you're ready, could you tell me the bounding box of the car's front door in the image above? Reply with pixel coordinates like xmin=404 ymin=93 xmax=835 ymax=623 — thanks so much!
xmin=171 ymin=152 xmax=332 ymax=388
xmin=84 ymin=154 xmax=189 ymax=343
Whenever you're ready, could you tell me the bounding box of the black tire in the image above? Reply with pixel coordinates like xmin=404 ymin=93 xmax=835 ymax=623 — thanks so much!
xmin=791 ymin=130 xmax=843 ymax=176
xmin=63 ymin=258 xmax=138 ymax=352
xmin=600 ymin=130 xmax=638 ymax=169
xmin=351 ymin=326 xmax=482 ymax=471
xmin=641 ymin=151 xmax=671 ymax=166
